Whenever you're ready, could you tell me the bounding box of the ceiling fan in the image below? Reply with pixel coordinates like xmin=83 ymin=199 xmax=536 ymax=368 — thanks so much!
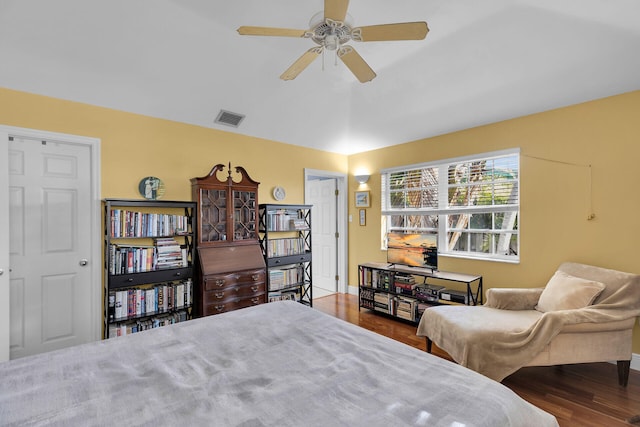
xmin=237 ymin=0 xmax=429 ymax=83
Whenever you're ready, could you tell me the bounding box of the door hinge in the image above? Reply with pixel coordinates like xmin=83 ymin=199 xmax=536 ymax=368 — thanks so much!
xmin=335 ymin=232 xmax=339 ymax=238
xmin=335 ymin=189 xmax=339 ymax=196
xmin=335 ymin=275 xmax=339 ymax=281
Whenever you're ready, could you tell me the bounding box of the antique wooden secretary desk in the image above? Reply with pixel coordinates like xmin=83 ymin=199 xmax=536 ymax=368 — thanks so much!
xmin=191 ymin=163 xmax=266 ymax=317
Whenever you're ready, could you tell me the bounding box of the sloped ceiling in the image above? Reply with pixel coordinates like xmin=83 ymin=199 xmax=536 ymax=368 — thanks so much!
xmin=1 ymin=0 xmax=639 ymax=154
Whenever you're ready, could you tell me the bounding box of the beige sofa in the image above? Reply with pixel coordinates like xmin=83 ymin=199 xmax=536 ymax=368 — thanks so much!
xmin=417 ymin=262 xmax=640 ymax=385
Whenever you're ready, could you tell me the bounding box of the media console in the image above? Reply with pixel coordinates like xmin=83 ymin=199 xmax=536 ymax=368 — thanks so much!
xmin=358 ymin=262 xmax=483 ymax=323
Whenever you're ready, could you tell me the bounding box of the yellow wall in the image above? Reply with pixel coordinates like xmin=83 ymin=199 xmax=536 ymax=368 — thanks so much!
xmin=0 ymin=87 xmax=348 ymax=202
xmin=3 ymin=87 xmax=640 ymax=353
xmin=348 ymin=90 xmax=640 ymax=352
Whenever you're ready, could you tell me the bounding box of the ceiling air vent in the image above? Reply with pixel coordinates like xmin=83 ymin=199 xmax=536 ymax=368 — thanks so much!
xmin=215 ymin=110 xmax=245 ymax=128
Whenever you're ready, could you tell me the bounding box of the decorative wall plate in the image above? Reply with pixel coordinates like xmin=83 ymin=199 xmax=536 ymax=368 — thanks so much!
xmin=138 ymin=176 xmax=165 ymax=200
xmin=272 ymin=186 xmax=286 ymax=201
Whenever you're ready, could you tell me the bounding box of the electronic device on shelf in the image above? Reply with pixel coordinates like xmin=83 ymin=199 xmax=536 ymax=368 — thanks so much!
xmin=439 ymin=289 xmax=469 ymax=304
xmin=386 ymin=232 xmax=438 ymax=272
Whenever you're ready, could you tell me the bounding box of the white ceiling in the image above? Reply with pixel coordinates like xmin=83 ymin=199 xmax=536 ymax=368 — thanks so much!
xmin=1 ymin=0 xmax=639 ymax=155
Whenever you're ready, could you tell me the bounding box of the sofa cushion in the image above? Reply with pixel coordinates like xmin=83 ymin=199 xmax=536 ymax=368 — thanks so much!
xmin=536 ymin=270 xmax=605 ymax=312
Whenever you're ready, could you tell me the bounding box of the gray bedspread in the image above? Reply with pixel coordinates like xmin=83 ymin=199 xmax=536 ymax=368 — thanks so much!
xmin=0 ymin=301 xmax=558 ymax=426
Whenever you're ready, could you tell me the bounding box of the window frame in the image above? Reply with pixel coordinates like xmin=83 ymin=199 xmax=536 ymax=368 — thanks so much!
xmin=381 ymin=148 xmax=520 ymax=263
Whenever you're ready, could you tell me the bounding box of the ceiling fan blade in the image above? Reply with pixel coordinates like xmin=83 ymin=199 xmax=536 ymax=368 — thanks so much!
xmin=237 ymin=26 xmax=306 ymax=37
xmin=352 ymin=22 xmax=429 ymax=42
xmin=280 ymin=47 xmax=323 ymax=81
xmin=338 ymin=46 xmax=376 ymax=83
xmin=324 ymin=0 xmax=349 ymax=22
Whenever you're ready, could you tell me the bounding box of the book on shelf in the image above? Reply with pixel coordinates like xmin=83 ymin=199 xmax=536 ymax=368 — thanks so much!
xmin=154 ymin=237 xmax=187 ymax=270
xmin=108 ymin=293 xmax=115 ymax=321
xmin=289 ymin=218 xmax=307 ymax=230
xmin=268 ymin=289 xmax=300 ymax=303
xmin=395 ymin=282 xmax=416 ymax=296
xmin=109 ymin=244 xmax=156 ymax=275
xmin=266 ymin=237 xmax=306 ymax=258
xmin=268 ymin=265 xmax=303 ymax=290
xmin=110 ymin=209 xmax=189 ymax=238
xmin=360 ymin=288 xmax=374 ymax=300
xmin=265 ymin=209 xmax=307 ymax=231
xmin=394 ymin=273 xmax=416 ymax=283
xmin=107 ymin=311 xmax=187 ymax=339
xmin=109 ymin=279 xmax=193 ymax=322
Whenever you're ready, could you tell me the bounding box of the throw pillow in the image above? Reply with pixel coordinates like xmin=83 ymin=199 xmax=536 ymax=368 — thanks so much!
xmin=536 ymin=270 xmax=606 ymax=312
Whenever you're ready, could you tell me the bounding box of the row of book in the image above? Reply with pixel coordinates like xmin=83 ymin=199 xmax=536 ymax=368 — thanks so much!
xmin=360 ymin=288 xmax=375 ymax=310
xmin=264 ymin=210 xmax=308 ymax=231
xmin=265 ymin=237 xmax=306 ymax=258
xmin=394 ymin=273 xmax=416 ymax=296
xmin=155 ymin=237 xmax=187 ymax=269
xmin=361 ymin=290 xmax=434 ymax=322
xmin=107 ymin=279 xmax=193 ymax=321
xmin=268 ymin=289 xmax=301 ymax=303
xmin=108 ymin=311 xmax=189 ymax=339
xmin=109 ymin=209 xmax=189 ymax=238
xmin=370 ymin=292 xmax=420 ymax=322
xmin=268 ymin=265 xmax=303 ymax=291
xmin=360 ymin=268 xmax=393 ymax=290
xmin=108 ymin=238 xmax=187 ymax=275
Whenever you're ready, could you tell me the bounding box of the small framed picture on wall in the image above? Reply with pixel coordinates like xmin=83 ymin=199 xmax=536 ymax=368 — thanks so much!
xmin=359 ymin=209 xmax=366 ymax=226
xmin=355 ymin=191 xmax=370 ymax=208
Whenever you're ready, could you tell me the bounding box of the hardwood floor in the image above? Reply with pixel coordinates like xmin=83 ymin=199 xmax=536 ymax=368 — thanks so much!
xmin=313 ymin=293 xmax=640 ymax=427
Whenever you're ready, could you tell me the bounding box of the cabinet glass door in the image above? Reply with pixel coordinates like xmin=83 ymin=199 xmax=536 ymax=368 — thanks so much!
xmin=200 ymin=189 xmax=227 ymax=242
xmin=233 ymin=190 xmax=257 ymax=240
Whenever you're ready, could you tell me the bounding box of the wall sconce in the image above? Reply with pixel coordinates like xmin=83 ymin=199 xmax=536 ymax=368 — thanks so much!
xmin=355 ymin=174 xmax=370 ymax=184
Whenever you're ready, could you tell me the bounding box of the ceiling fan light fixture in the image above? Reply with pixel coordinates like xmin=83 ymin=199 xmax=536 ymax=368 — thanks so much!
xmin=308 ymin=11 xmax=353 ymax=50
xmin=325 ymin=34 xmax=339 ymax=50
xmin=237 ymin=1 xmax=428 ymax=82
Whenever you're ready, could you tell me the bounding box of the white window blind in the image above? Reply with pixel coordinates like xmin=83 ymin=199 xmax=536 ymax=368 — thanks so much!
xmin=381 ymin=149 xmax=520 ymax=262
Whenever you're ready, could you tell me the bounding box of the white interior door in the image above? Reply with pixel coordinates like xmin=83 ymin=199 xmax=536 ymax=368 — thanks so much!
xmin=3 ymin=129 xmax=101 ymax=359
xmin=307 ymin=178 xmax=338 ymax=298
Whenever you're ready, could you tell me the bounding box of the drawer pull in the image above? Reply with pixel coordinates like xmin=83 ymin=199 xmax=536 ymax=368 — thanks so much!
xmin=127 ymin=278 xmax=134 ymax=282
xmin=215 ymin=305 xmax=225 ymax=312
xmin=215 ymin=292 xmax=224 ymax=299
xmin=251 ymin=297 xmax=260 ymax=304
xmin=215 ymin=279 xmax=225 ymax=286
xmin=251 ymin=274 xmax=259 ymax=281
xmin=250 ymin=286 xmax=258 ymax=292
xmin=174 ymin=272 xmax=181 ymax=277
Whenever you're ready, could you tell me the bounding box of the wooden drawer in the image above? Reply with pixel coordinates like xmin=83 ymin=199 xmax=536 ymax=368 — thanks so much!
xmin=202 ymin=293 xmax=266 ymax=316
xmin=203 ymin=269 xmax=265 ymax=291
xmin=203 ymin=281 xmax=266 ymax=304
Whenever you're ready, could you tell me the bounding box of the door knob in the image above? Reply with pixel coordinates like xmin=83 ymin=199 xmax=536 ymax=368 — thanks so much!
xmin=79 ymin=259 xmax=88 ymax=266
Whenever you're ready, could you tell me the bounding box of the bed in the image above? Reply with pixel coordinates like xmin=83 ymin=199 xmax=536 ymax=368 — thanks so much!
xmin=0 ymin=301 xmax=558 ymax=426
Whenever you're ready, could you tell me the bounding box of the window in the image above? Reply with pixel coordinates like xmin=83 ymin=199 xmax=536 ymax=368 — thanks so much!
xmin=381 ymin=149 xmax=519 ymax=262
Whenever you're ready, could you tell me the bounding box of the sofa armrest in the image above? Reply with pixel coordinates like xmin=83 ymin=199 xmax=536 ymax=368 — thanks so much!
xmin=485 ymin=288 xmax=544 ymax=310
